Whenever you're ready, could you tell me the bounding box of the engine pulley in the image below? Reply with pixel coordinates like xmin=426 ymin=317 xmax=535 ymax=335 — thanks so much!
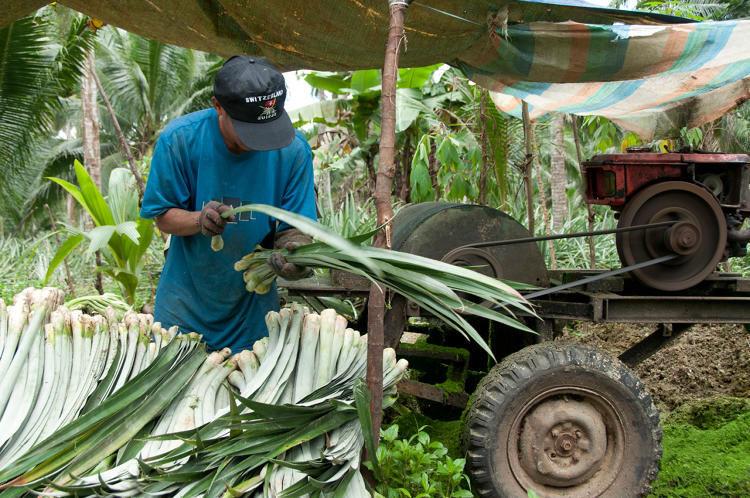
xmin=616 ymin=181 xmax=727 ymax=291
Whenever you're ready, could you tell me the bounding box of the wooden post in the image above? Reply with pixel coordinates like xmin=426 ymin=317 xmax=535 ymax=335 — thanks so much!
xmin=367 ymin=0 xmax=409 ymax=449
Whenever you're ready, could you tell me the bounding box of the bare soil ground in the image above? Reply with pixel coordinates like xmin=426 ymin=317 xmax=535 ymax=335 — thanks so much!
xmin=561 ymin=322 xmax=750 ymax=412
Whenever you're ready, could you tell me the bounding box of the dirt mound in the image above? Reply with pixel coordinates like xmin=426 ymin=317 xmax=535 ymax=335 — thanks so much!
xmin=561 ymin=322 xmax=750 ymax=412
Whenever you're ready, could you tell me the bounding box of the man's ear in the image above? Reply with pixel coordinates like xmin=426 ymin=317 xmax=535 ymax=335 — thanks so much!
xmin=212 ymin=96 xmax=222 ymax=113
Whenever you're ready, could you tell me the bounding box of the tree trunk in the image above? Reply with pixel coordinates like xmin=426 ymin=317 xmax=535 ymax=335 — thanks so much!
xmin=368 ymin=0 xmax=408 ymax=452
xmin=399 ymin=133 xmax=412 ymax=202
xmin=82 ymin=50 xmax=102 ymax=189
xmin=521 ymin=102 xmax=535 ymax=235
xmin=550 ymin=114 xmax=567 ymax=232
xmin=46 ymin=204 xmax=76 ymax=296
xmin=92 ymin=69 xmax=145 ymax=199
xmin=478 ymin=89 xmax=490 ymax=205
xmin=524 ymin=104 xmax=556 ymax=268
xmin=535 ymin=151 xmax=557 ymax=269
xmin=428 ymin=140 xmax=441 ymax=201
xmin=66 ymin=195 xmax=77 ymax=225
xmin=82 ymin=50 xmax=105 ymax=294
xmin=319 ymin=168 xmax=334 ymax=217
xmin=571 ymin=116 xmax=597 ymax=269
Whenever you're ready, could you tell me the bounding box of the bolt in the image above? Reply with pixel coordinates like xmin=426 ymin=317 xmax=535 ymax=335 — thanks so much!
xmin=551 ymin=430 xmax=559 ymax=438
xmin=575 ymin=430 xmax=582 ymax=439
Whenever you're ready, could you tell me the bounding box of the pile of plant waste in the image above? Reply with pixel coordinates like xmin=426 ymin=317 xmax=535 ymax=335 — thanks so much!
xmin=0 ymin=287 xmax=407 ymax=497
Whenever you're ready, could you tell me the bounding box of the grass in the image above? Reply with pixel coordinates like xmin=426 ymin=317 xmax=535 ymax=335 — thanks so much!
xmin=650 ymin=397 xmax=750 ymax=497
xmin=0 ymin=230 xmax=164 ymax=309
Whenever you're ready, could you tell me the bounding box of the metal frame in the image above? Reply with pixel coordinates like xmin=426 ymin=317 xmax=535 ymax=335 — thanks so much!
xmin=280 ymin=269 xmax=750 ymax=407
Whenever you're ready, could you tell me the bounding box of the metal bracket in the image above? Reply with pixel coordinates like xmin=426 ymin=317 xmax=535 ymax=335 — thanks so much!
xmin=619 ymin=323 xmax=691 ymax=367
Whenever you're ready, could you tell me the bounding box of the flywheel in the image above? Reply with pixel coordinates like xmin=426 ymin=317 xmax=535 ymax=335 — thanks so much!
xmin=616 ymin=181 xmax=727 ymax=291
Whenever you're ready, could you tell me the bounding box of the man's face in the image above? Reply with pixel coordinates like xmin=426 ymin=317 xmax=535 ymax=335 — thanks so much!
xmin=212 ymin=97 xmax=251 ymax=154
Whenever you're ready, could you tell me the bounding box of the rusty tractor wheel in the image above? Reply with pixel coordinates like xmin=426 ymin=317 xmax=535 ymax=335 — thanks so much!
xmin=464 ymin=343 xmax=661 ymax=498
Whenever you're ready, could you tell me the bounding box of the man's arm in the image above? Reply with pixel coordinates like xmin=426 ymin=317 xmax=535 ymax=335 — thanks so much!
xmin=156 ymin=202 xmax=235 ymax=237
xmin=156 ymin=209 xmax=201 ymax=236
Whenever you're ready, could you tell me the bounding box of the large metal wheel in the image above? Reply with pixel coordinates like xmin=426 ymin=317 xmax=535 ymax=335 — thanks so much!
xmin=464 ymin=343 xmax=661 ymax=498
xmin=382 ymin=203 xmax=549 ymax=348
xmin=391 ymin=203 xmax=548 ymax=287
xmin=616 ymin=181 xmax=727 ymax=291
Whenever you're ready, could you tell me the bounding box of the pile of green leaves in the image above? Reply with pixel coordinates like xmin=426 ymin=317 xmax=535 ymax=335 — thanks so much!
xmin=228 ymin=204 xmax=535 ymax=361
xmin=369 ymin=424 xmax=472 ymax=498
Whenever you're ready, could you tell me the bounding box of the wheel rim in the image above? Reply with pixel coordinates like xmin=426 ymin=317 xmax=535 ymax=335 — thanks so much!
xmin=616 ymin=181 xmax=727 ymax=291
xmin=504 ymin=387 xmax=626 ymax=496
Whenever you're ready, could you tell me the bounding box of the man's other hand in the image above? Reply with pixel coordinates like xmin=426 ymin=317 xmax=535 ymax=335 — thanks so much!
xmin=199 ymin=201 xmax=235 ymax=236
xmin=269 ymin=229 xmax=313 ymax=280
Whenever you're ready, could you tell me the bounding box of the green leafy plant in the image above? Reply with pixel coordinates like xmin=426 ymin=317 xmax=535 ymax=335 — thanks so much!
xmin=45 ymin=160 xmax=154 ymax=304
xmin=370 ymin=424 xmax=473 ymax=498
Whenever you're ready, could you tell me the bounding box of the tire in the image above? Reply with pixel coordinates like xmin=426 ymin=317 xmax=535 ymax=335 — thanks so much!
xmin=464 ymin=343 xmax=661 ymax=498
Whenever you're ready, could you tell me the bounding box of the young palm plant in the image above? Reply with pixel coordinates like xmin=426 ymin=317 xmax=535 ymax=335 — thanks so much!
xmin=44 ymin=161 xmax=154 ymax=304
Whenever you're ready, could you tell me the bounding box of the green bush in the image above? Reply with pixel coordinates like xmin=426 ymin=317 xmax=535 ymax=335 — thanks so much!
xmin=371 ymin=424 xmax=472 ymax=498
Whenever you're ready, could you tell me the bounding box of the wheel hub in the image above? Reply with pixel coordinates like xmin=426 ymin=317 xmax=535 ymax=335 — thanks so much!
xmin=519 ymin=399 xmax=607 ymax=487
xmin=666 ymin=221 xmax=701 ymax=255
xmin=441 ymin=246 xmax=502 ymax=279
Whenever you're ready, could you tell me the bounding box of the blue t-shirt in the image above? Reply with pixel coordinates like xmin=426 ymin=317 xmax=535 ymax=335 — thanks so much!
xmin=140 ymin=108 xmax=316 ymax=352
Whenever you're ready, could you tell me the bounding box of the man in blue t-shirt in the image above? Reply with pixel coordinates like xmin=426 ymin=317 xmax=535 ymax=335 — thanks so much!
xmin=140 ymin=56 xmax=316 ymax=353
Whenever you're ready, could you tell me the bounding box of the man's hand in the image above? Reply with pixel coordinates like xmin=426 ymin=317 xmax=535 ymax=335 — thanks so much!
xmin=269 ymin=229 xmax=313 ymax=280
xmin=199 ymin=201 xmax=235 ymax=236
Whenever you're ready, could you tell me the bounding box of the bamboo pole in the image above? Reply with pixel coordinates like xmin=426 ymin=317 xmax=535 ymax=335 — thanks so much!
xmin=368 ymin=0 xmax=409 ymax=449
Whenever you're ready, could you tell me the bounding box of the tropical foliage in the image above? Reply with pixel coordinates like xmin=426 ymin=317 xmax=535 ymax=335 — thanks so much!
xmin=371 ymin=425 xmax=473 ymax=498
xmin=0 ymin=8 xmax=95 ymax=225
xmin=95 ymin=28 xmax=221 ymax=160
xmin=45 ymin=161 xmax=153 ymax=305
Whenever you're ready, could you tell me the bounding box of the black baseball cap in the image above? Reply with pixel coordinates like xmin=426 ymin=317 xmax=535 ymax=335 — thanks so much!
xmin=214 ymin=56 xmax=295 ymax=151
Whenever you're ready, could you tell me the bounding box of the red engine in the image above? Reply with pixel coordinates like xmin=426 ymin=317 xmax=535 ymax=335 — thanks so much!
xmin=584 ymin=152 xmax=750 ymax=211
xmin=582 ymin=152 xmax=750 ymax=291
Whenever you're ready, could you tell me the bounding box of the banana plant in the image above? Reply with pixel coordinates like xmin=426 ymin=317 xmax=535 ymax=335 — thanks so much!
xmin=44 ymin=160 xmax=154 ymax=304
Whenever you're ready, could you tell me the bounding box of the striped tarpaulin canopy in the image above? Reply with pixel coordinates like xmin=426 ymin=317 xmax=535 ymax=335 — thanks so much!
xmin=3 ymin=1 xmax=747 ymax=135
xmin=462 ymin=20 xmax=750 ymax=138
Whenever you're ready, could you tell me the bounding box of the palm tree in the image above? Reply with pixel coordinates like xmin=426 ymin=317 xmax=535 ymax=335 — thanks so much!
xmin=0 ymin=7 xmax=95 ymax=226
xmin=95 ymin=28 xmax=222 ymax=161
xmin=0 ymin=6 xmax=222 ymax=231
xmin=549 ymin=114 xmax=567 ymax=231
